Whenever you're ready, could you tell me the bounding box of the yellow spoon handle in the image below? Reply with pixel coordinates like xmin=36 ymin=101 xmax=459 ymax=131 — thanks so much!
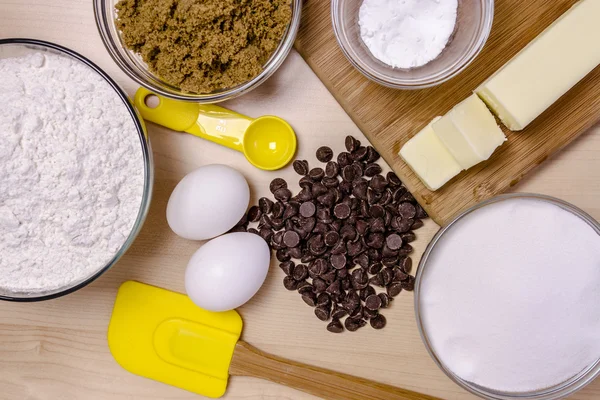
xmin=134 ymin=88 xmax=252 ymax=152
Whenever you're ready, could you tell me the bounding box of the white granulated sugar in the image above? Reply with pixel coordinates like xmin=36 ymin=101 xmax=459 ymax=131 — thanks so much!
xmin=0 ymin=52 xmax=145 ymax=293
xmin=420 ymin=198 xmax=600 ymax=392
xmin=359 ymin=0 xmax=458 ymax=69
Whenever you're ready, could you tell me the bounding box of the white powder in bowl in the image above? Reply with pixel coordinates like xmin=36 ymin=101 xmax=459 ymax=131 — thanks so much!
xmin=419 ymin=197 xmax=600 ymax=392
xmin=0 ymin=51 xmax=145 ymax=294
xmin=358 ymin=0 xmax=458 ymax=69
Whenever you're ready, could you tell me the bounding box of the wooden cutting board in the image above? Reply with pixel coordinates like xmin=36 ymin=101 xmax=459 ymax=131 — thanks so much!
xmin=295 ymin=0 xmax=600 ymax=226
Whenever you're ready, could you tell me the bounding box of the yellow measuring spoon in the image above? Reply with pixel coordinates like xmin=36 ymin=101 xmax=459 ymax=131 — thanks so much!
xmin=134 ymin=88 xmax=297 ymax=171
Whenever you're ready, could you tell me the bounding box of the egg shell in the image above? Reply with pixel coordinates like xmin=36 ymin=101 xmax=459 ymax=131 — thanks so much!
xmin=167 ymin=164 xmax=249 ymax=241
xmin=185 ymin=232 xmax=271 ymax=312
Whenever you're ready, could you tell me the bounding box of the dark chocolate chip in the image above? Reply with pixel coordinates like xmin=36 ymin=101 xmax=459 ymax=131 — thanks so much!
xmin=309 ymin=167 xmax=325 ymax=181
xmin=324 ymin=231 xmax=340 ymax=247
xmin=401 ymin=276 xmax=415 ymax=291
xmin=370 ymin=314 xmax=386 ymax=329
xmin=400 ymin=232 xmax=416 ymax=244
xmin=333 ymin=203 xmax=351 ymax=219
xmin=247 ymin=206 xmax=261 ymax=222
xmin=313 ymin=277 xmax=327 ymax=293
xmin=352 ymin=146 xmax=368 ymax=161
xmin=297 ymin=281 xmax=313 ymax=294
xmin=364 ymin=163 xmax=382 ymax=177
xmin=315 ymin=305 xmax=330 ymax=321
xmin=292 ymin=264 xmax=308 ymax=281
xmin=259 ymin=197 xmax=273 ymax=214
xmin=279 ymin=261 xmax=295 ymax=276
xmin=360 ymin=285 xmax=376 ymax=301
xmin=387 ymin=282 xmax=403 ymax=297
xmin=317 ymin=292 xmax=331 ymax=307
xmin=299 ymin=201 xmax=316 ymax=218
xmin=316 ymin=146 xmax=334 ymax=162
xmin=302 ymin=292 xmax=317 ymax=306
xmin=386 ymin=171 xmax=402 ymax=186
xmin=283 ymin=276 xmax=298 ymax=290
xmin=366 ymin=233 xmax=384 ymax=249
xmin=327 ymin=319 xmax=344 ymax=333
xmin=345 ymin=136 xmax=360 ymax=152
xmin=369 ymin=175 xmax=388 ymax=193
xmin=330 ymin=254 xmax=347 ymax=270
xmin=393 ymin=268 xmax=409 ymax=282
xmin=274 ymin=188 xmax=292 ymax=202
xmin=270 ymin=178 xmax=287 ymax=194
xmin=365 ymin=146 xmax=380 ymax=163
xmin=337 ymin=152 xmax=352 ymax=168
xmin=399 ymin=257 xmax=412 ymax=274
xmin=385 ymin=233 xmax=403 ymax=250
xmin=293 ymin=160 xmax=309 ymax=176
xmin=325 ymin=161 xmax=340 ymax=178
xmin=367 ymin=262 xmax=382 ymax=275
xmin=398 ymin=202 xmax=417 ymax=219
xmin=378 ymin=293 xmax=391 ymax=308
xmin=411 ymin=219 xmax=424 ymax=230
xmin=365 ymin=294 xmax=382 ymax=311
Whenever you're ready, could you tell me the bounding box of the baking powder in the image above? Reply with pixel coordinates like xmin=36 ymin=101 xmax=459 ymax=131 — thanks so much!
xmin=0 ymin=52 xmax=145 ymax=293
xmin=420 ymin=198 xmax=600 ymax=392
xmin=358 ymin=0 xmax=458 ymax=69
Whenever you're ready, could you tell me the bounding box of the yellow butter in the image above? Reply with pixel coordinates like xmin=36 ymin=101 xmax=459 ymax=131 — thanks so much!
xmin=399 ymin=117 xmax=462 ymax=191
xmin=475 ymin=0 xmax=600 ymax=131
xmin=432 ymin=94 xmax=505 ymax=169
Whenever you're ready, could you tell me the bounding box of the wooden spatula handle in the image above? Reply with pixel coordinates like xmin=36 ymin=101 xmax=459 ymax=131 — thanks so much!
xmin=229 ymin=341 xmax=441 ymax=400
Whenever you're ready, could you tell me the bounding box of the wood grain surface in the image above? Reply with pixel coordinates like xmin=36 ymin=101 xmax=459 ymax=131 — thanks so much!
xmin=1 ymin=1 xmax=600 ymax=400
xmin=294 ymin=0 xmax=600 ymax=225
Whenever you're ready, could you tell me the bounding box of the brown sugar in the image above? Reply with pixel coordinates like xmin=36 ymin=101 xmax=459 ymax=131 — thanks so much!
xmin=115 ymin=0 xmax=292 ymax=94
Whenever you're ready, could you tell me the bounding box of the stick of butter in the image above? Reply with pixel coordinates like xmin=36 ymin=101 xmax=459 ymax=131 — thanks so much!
xmin=475 ymin=0 xmax=600 ymax=131
xmin=399 ymin=117 xmax=462 ymax=191
xmin=433 ymin=94 xmax=506 ymax=169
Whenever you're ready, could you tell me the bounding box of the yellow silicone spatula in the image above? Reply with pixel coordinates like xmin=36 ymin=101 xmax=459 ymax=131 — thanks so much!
xmin=133 ymin=88 xmax=297 ymax=171
xmin=108 ymin=281 xmax=440 ymax=400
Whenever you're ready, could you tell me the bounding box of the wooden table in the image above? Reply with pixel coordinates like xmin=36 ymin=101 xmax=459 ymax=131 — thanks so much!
xmin=1 ymin=2 xmax=600 ymax=399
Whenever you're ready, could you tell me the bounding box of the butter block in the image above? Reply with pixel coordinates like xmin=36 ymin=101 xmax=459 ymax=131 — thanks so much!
xmin=399 ymin=117 xmax=462 ymax=191
xmin=432 ymin=94 xmax=505 ymax=169
xmin=447 ymin=94 xmax=506 ymax=160
xmin=476 ymin=0 xmax=600 ymax=131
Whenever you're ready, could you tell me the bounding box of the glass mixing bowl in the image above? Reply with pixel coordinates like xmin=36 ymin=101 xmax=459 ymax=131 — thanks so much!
xmin=414 ymin=193 xmax=600 ymax=400
xmin=331 ymin=0 xmax=494 ymax=89
xmin=0 ymin=38 xmax=153 ymax=302
xmin=94 ymin=0 xmax=302 ymax=102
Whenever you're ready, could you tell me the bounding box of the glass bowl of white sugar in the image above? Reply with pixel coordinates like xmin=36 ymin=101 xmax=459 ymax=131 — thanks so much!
xmin=415 ymin=194 xmax=600 ymax=399
xmin=332 ymin=0 xmax=494 ymax=89
xmin=0 ymin=39 xmax=153 ymax=301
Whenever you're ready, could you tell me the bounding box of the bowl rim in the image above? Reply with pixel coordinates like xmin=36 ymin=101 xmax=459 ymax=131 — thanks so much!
xmin=414 ymin=193 xmax=600 ymax=399
xmin=0 ymin=38 xmax=154 ymax=302
xmin=93 ymin=0 xmax=302 ymax=102
xmin=331 ymin=0 xmax=495 ymax=89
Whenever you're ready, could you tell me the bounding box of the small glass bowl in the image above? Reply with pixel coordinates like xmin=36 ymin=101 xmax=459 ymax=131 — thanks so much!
xmin=331 ymin=0 xmax=494 ymax=89
xmin=0 ymin=38 xmax=153 ymax=302
xmin=414 ymin=193 xmax=600 ymax=400
xmin=94 ymin=0 xmax=302 ymax=102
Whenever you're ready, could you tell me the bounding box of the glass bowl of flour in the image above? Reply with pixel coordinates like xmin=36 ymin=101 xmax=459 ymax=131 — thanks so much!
xmin=332 ymin=0 xmax=494 ymax=89
xmin=415 ymin=194 xmax=600 ymax=399
xmin=0 ymin=39 xmax=153 ymax=301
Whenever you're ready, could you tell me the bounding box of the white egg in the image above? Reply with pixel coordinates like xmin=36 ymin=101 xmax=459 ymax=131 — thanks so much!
xmin=185 ymin=232 xmax=270 ymax=312
xmin=167 ymin=164 xmax=250 ymax=241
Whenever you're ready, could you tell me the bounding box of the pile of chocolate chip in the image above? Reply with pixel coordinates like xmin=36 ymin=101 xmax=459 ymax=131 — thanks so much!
xmin=236 ymin=136 xmax=426 ymax=333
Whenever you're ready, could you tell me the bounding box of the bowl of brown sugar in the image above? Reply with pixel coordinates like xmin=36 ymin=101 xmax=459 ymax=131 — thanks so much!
xmin=94 ymin=0 xmax=301 ymax=102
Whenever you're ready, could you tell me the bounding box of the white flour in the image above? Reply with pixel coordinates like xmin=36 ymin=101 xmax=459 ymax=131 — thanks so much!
xmin=420 ymin=198 xmax=600 ymax=392
xmin=0 ymin=51 xmax=145 ymax=293
xmin=358 ymin=0 xmax=458 ymax=69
